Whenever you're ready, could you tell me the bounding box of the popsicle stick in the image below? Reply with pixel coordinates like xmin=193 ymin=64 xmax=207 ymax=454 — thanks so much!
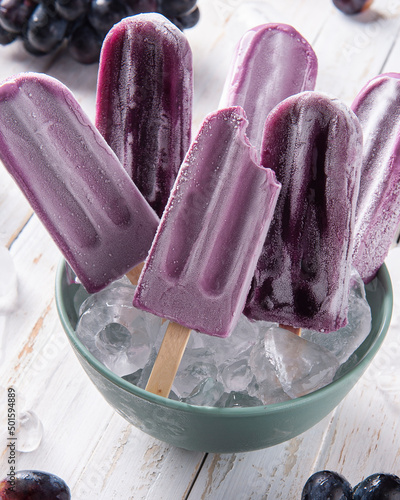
xmin=280 ymin=324 xmax=302 ymax=336
xmin=125 ymin=262 xmax=145 ymax=286
xmin=145 ymin=322 xmax=191 ymax=397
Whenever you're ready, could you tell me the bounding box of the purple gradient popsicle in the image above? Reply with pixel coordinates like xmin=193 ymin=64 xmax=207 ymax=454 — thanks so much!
xmin=133 ymin=106 xmax=281 ymax=338
xmin=351 ymin=73 xmax=400 ymax=283
xmin=219 ymin=23 xmax=318 ymax=152
xmin=96 ymin=13 xmax=193 ymax=218
xmin=0 ymin=72 xmax=159 ymax=293
xmin=244 ymin=92 xmax=363 ymax=333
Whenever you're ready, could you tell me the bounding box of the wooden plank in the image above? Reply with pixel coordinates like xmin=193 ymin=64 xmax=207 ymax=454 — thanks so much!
xmin=313 ymin=0 xmax=400 ymax=103
xmin=70 ymin=417 xmax=205 ymax=500
xmin=0 ymin=169 xmax=33 ymax=248
xmin=186 ymin=417 xmax=333 ymax=499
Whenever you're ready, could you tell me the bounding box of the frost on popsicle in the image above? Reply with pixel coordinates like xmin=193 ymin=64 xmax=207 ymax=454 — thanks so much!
xmin=96 ymin=13 xmax=193 ymax=218
xmin=245 ymin=92 xmax=363 ymax=333
xmin=220 ymin=22 xmax=318 ymax=153
xmin=0 ymin=72 xmax=159 ymax=293
xmin=351 ymin=73 xmax=400 ymax=283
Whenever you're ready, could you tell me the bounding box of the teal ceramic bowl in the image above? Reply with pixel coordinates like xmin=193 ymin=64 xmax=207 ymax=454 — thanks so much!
xmin=55 ymin=259 xmax=393 ymax=453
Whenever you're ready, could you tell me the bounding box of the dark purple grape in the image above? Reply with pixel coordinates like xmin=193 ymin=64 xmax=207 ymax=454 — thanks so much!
xmin=173 ymin=5 xmax=199 ymax=30
xmin=68 ymin=18 xmax=102 ymax=63
xmin=332 ymin=0 xmax=373 ymax=14
xmin=55 ymin=0 xmax=90 ymax=21
xmin=0 ymin=470 xmax=71 ymax=499
xmin=0 ymin=0 xmax=36 ymax=34
xmin=158 ymin=0 xmax=196 ymax=17
xmin=40 ymin=0 xmax=57 ymax=15
xmin=87 ymin=0 xmax=127 ymax=37
xmin=302 ymin=470 xmax=353 ymax=500
xmin=0 ymin=23 xmax=17 ymax=43
xmin=25 ymin=3 xmax=68 ymax=53
xmin=353 ymin=473 xmax=400 ymax=499
xmin=22 ymin=34 xmax=48 ymax=54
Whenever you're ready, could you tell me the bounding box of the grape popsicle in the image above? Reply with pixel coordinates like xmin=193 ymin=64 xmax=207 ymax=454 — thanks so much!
xmin=244 ymin=92 xmax=363 ymax=333
xmin=219 ymin=23 xmax=318 ymax=153
xmin=96 ymin=13 xmax=193 ymax=218
xmin=133 ymin=106 xmax=281 ymax=397
xmin=351 ymin=73 xmax=400 ymax=283
xmin=0 ymin=72 xmax=159 ymax=293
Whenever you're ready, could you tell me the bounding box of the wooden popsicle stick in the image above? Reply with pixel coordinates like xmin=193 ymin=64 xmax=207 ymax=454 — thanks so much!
xmin=145 ymin=322 xmax=191 ymax=397
xmin=279 ymin=324 xmax=302 ymax=336
xmin=125 ymin=262 xmax=145 ymax=286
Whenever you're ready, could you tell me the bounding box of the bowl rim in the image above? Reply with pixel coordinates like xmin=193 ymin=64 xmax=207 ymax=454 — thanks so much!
xmin=55 ymin=258 xmax=393 ymax=418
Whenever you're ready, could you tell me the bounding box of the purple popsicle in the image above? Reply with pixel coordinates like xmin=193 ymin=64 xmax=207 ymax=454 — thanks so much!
xmin=244 ymin=92 xmax=363 ymax=333
xmin=219 ymin=23 xmax=318 ymax=152
xmin=351 ymin=73 xmax=400 ymax=283
xmin=0 ymin=72 xmax=159 ymax=293
xmin=95 ymin=13 xmax=193 ymax=218
xmin=133 ymin=106 xmax=280 ymax=396
xmin=133 ymin=106 xmax=281 ymax=338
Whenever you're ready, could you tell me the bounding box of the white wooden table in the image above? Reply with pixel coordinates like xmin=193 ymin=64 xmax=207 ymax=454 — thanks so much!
xmin=1 ymin=0 xmax=400 ymax=498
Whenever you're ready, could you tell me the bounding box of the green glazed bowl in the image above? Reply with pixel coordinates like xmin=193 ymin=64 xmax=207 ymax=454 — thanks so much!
xmin=55 ymin=259 xmax=393 ymax=453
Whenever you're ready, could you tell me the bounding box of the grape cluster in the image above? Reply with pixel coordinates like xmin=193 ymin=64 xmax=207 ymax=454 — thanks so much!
xmin=0 ymin=0 xmax=200 ymax=63
xmin=302 ymin=470 xmax=400 ymax=499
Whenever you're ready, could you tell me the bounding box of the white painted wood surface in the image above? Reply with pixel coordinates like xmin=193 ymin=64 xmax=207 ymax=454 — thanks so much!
xmin=0 ymin=0 xmax=400 ymax=498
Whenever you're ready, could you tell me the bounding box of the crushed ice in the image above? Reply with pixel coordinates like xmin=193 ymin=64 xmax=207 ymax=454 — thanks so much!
xmin=75 ymin=269 xmax=372 ymax=407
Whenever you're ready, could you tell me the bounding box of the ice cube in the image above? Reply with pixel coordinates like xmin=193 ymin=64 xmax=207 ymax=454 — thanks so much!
xmin=247 ymin=338 xmax=290 ymax=404
xmin=122 ymin=369 xmax=142 ymax=386
xmin=183 ymin=378 xmax=225 ymax=407
xmin=263 ymin=325 xmax=340 ymax=398
xmin=302 ymin=269 xmax=372 ymax=364
xmin=76 ymin=278 xmax=164 ymax=377
xmin=216 ymin=391 xmax=263 ymax=408
xmin=173 ymin=351 xmax=218 ymax=399
xmin=16 ymin=410 xmax=44 ymax=453
xmin=0 ymin=316 xmax=6 ymax=364
xmin=72 ymin=264 xmax=372 ymax=407
xmin=219 ymin=353 xmax=254 ymax=393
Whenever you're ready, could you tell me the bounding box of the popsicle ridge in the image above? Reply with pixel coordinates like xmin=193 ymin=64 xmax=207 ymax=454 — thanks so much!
xmin=162 ymin=109 xmax=255 ymax=283
xmin=133 ymin=106 xmax=281 ymax=338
